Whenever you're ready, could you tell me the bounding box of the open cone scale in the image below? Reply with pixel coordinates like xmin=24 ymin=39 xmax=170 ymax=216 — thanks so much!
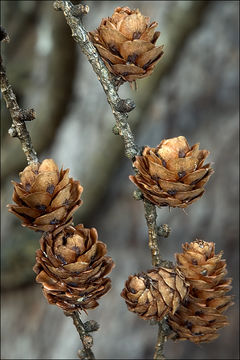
xmin=130 ymin=136 xmax=214 ymax=208
xmin=121 ymin=267 xmax=189 ymax=320
xmin=33 ymin=224 xmax=114 ymax=313
xmin=89 ymin=6 xmax=164 ymax=82
xmin=168 ymin=240 xmax=234 ymax=343
xmin=8 ymin=159 xmax=83 ymax=232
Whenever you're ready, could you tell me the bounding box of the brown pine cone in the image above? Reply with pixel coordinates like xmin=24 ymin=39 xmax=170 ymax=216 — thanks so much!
xmin=7 ymin=159 xmax=83 ymax=232
xmin=89 ymin=6 xmax=164 ymax=82
xmin=129 ymin=136 xmax=214 ymax=208
xmin=168 ymin=240 xmax=234 ymax=343
xmin=121 ymin=267 xmax=189 ymax=321
xmin=33 ymin=224 xmax=114 ymax=313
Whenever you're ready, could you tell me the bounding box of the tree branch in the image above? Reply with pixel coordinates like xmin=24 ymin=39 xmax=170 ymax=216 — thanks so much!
xmin=0 ymin=27 xmax=38 ymax=165
xmin=54 ymin=2 xmax=172 ymax=359
xmin=143 ymin=199 xmax=161 ymax=267
xmin=53 ymin=0 xmax=138 ymax=160
xmin=65 ymin=311 xmax=97 ymax=360
xmin=143 ymin=200 xmax=173 ymax=360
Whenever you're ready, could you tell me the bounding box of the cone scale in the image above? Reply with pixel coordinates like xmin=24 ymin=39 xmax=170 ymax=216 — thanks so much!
xmin=168 ymin=240 xmax=233 ymax=343
xmin=33 ymin=224 xmax=114 ymax=313
xmin=8 ymin=159 xmax=83 ymax=232
xmin=89 ymin=6 xmax=164 ymax=82
xmin=121 ymin=267 xmax=189 ymax=321
xmin=130 ymin=136 xmax=214 ymax=208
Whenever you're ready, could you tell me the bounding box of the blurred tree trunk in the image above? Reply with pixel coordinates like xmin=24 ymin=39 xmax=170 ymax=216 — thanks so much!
xmin=1 ymin=1 xmax=238 ymax=360
xmin=1 ymin=1 xmax=78 ymax=179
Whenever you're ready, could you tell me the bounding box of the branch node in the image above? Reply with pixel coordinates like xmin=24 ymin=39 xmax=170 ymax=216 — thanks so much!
xmin=160 ymin=259 xmax=174 ymax=269
xmin=133 ymin=189 xmax=143 ymax=201
xmin=72 ymin=4 xmax=89 ymax=17
xmin=157 ymin=224 xmax=171 ymax=238
xmin=125 ymin=147 xmax=138 ymax=160
xmin=0 ymin=26 xmax=10 ymax=42
xmin=110 ymin=75 xmax=125 ymax=89
xmin=77 ymin=349 xmax=88 ymax=360
xmin=63 ymin=310 xmax=71 ymax=317
xmin=53 ymin=1 xmax=63 ymax=11
xmin=8 ymin=126 xmax=18 ymax=137
xmin=161 ymin=317 xmax=172 ymax=336
xmin=1 ymin=36 xmax=38 ymax=164
xmin=115 ymin=98 xmax=136 ymax=113
xmin=65 ymin=311 xmax=95 ymax=359
xmin=112 ymin=124 xmax=120 ymax=135
xmin=83 ymin=320 xmax=100 ymax=333
xmin=19 ymin=108 xmax=36 ymax=122
xmin=83 ymin=335 xmax=93 ymax=349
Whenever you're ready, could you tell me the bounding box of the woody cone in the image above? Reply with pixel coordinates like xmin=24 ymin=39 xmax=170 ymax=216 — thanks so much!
xmin=33 ymin=224 xmax=114 ymax=313
xmin=89 ymin=6 xmax=164 ymax=82
xmin=121 ymin=267 xmax=189 ymax=320
xmin=168 ymin=240 xmax=233 ymax=343
xmin=130 ymin=136 xmax=214 ymax=208
xmin=8 ymin=159 xmax=83 ymax=232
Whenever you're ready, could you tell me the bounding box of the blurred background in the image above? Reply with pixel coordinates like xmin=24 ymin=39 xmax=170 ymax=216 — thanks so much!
xmin=1 ymin=1 xmax=239 ymax=359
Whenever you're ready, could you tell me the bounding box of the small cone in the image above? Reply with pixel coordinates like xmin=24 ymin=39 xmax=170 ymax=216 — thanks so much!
xmin=33 ymin=224 xmax=114 ymax=312
xmin=89 ymin=6 xmax=164 ymax=82
xmin=121 ymin=267 xmax=189 ymax=321
xmin=8 ymin=159 xmax=83 ymax=232
xmin=129 ymin=136 xmax=214 ymax=208
xmin=168 ymin=240 xmax=234 ymax=343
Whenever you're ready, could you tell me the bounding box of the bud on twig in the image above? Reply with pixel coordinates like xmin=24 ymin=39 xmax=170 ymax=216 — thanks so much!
xmin=72 ymin=4 xmax=89 ymax=17
xmin=19 ymin=108 xmax=36 ymax=122
xmin=53 ymin=1 xmax=63 ymax=11
xmin=8 ymin=126 xmax=18 ymax=137
xmin=157 ymin=224 xmax=171 ymax=238
xmin=115 ymin=99 xmax=136 ymax=113
xmin=0 ymin=26 xmax=10 ymax=42
xmin=133 ymin=189 xmax=143 ymax=201
xmin=112 ymin=125 xmax=120 ymax=135
xmin=84 ymin=320 xmax=100 ymax=333
xmin=83 ymin=335 xmax=93 ymax=349
xmin=77 ymin=349 xmax=88 ymax=360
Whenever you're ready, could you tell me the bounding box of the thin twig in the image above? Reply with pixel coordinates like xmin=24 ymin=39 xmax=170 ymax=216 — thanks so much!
xmin=143 ymin=200 xmax=173 ymax=269
xmin=54 ymin=2 xmax=171 ymax=359
xmin=142 ymin=200 xmax=168 ymax=360
xmin=143 ymin=199 xmax=161 ymax=267
xmin=0 ymin=28 xmax=38 ymax=165
xmin=143 ymin=201 xmax=173 ymax=360
xmin=153 ymin=317 xmax=173 ymax=360
xmin=65 ymin=311 xmax=96 ymax=360
xmin=154 ymin=323 xmax=166 ymax=360
xmin=53 ymin=0 xmax=138 ymax=160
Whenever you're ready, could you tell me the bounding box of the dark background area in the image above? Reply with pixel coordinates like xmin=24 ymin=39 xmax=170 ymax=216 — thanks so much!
xmin=1 ymin=1 xmax=239 ymax=359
